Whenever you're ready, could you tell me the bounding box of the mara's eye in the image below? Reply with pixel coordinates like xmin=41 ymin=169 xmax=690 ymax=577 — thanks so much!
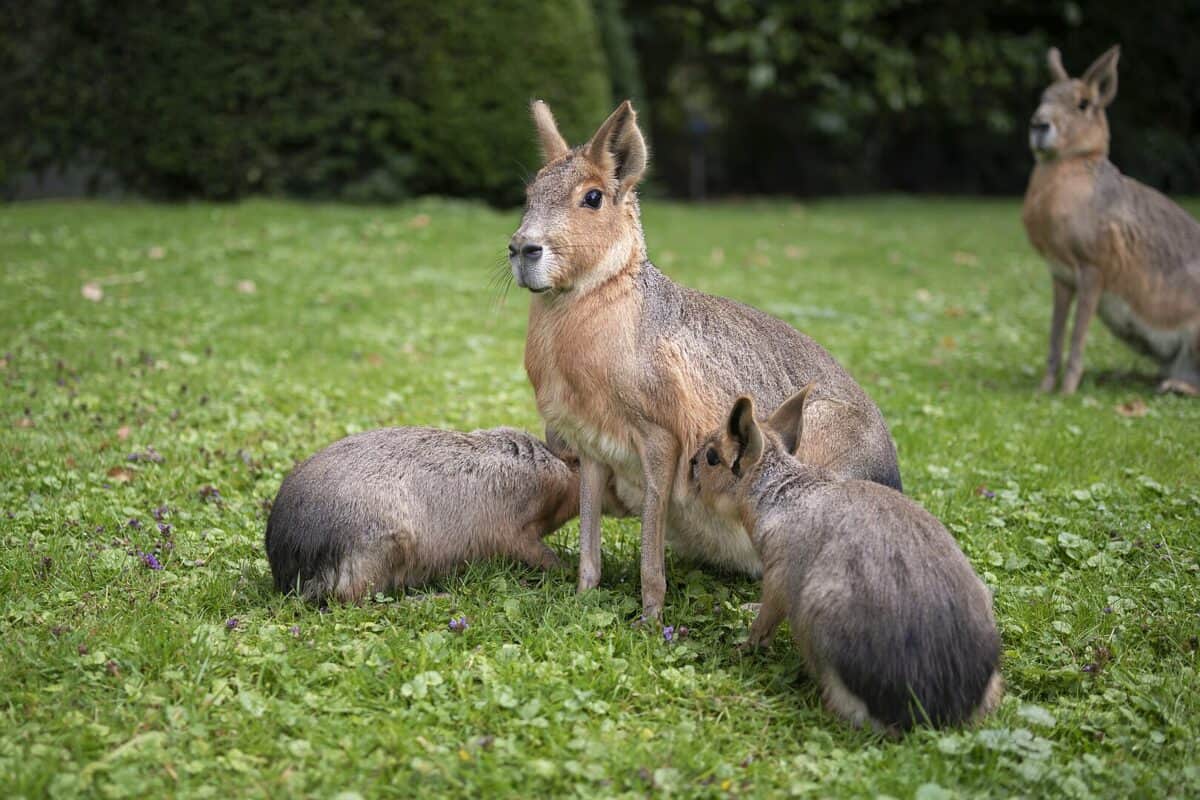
xmin=705 ymin=448 xmax=720 ymax=467
xmin=1078 ymin=97 xmax=1090 ymax=111
xmin=582 ymin=189 xmax=603 ymax=210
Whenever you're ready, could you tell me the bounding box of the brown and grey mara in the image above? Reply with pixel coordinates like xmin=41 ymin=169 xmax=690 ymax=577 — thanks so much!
xmin=264 ymin=427 xmax=579 ymax=604
xmin=511 ymin=99 xmax=902 ymax=619
xmin=690 ymin=389 xmax=1002 ymax=734
xmin=1023 ymin=45 xmax=1200 ymax=395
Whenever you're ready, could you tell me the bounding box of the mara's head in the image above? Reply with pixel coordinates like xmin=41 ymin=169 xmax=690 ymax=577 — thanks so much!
xmin=688 ymin=386 xmax=814 ymax=519
xmin=1029 ymin=45 xmax=1120 ymax=161
xmin=508 ymin=100 xmax=648 ymax=295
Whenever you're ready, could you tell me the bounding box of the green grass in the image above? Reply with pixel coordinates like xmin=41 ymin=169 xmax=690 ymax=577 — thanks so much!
xmin=1 ymin=197 xmax=1198 ymax=798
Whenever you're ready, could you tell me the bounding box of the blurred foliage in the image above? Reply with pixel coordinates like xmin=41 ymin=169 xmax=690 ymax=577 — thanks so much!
xmin=630 ymin=0 xmax=1200 ymax=196
xmin=0 ymin=1 xmax=612 ymax=203
xmin=3 ymin=1 xmax=1198 ymax=200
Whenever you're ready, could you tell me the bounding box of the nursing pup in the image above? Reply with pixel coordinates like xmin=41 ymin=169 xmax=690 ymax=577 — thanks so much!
xmin=1023 ymin=45 xmax=1200 ymax=395
xmin=690 ymin=388 xmax=1002 ymax=734
xmin=512 ymin=99 xmax=901 ymax=619
xmin=265 ymin=427 xmax=579 ymax=604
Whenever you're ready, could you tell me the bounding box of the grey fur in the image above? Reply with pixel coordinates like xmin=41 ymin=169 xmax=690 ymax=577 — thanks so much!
xmin=692 ymin=396 xmax=1001 ymax=733
xmin=265 ymin=427 xmax=579 ymax=603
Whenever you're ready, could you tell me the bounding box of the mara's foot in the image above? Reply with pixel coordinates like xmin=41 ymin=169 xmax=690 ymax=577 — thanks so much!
xmin=1158 ymin=378 xmax=1200 ymax=396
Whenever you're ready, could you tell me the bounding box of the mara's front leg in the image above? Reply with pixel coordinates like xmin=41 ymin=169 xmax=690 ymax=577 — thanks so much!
xmin=576 ymin=457 xmax=612 ymax=593
xmin=1041 ymin=276 xmax=1075 ymax=393
xmin=1062 ymin=265 xmax=1102 ymax=395
xmin=636 ymin=427 xmax=680 ymax=620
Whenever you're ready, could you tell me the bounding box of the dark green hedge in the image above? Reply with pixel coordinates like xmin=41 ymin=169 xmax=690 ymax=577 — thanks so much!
xmin=629 ymin=0 xmax=1200 ymax=196
xmin=1 ymin=1 xmax=613 ymax=203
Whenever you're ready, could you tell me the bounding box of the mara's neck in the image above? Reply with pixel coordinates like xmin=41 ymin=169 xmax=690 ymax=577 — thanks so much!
xmin=737 ymin=452 xmax=823 ymax=547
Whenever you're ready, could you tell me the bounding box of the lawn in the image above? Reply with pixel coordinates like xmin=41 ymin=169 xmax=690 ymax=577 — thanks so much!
xmin=1 ymin=197 xmax=1197 ymax=798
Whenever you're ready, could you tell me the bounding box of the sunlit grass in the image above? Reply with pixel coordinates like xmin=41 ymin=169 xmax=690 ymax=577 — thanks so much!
xmin=1 ymin=197 xmax=1197 ymax=797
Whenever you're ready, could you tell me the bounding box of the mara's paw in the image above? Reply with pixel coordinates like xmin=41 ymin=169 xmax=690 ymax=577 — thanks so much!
xmin=1158 ymin=377 xmax=1200 ymax=397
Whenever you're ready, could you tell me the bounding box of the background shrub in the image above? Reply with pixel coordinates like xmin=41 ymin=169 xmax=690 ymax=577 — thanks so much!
xmin=1 ymin=0 xmax=612 ymax=203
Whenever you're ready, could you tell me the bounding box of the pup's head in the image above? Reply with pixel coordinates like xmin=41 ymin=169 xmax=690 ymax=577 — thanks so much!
xmin=1029 ymin=45 xmax=1119 ymax=160
xmin=688 ymin=385 xmax=814 ymax=520
xmin=508 ymin=100 xmax=648 ymax=295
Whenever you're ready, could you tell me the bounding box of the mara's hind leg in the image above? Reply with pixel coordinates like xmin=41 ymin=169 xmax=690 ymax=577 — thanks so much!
xmin=970 ymin=670 xmax=1005 ymax=724
xmin=819 ymin=669 xmax=897 ymax=738
xmin=1158 ymin=329 xmax=1200 ymax=396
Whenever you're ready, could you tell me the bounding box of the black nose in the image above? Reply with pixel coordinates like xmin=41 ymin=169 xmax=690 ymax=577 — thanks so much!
xmin=520 ymin=243 xmax=543 ymax=261
xmin=1030 ymin=121 xmax=1050 ymax=134
xmin=507 ymin=243 xmax=517 ymax=258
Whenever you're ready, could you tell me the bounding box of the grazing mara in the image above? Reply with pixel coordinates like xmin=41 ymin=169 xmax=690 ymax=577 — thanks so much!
xmin=510 ymin=99 xmax=901 ymax=618
xmin=1023 ymin=45 xmax=1200 ymax=395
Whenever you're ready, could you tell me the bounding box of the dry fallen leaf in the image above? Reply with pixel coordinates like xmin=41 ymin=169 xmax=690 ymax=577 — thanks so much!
xmin=365 ymin=352 xmax=384 ymax=366
xmin=147 ymin=246 xmax=166 ymax=260
xmin=914 ymin=288 xmax=933 ymax=304
xmin=944 ymin=306 xmax=966 ymax=318
xmin=117 ymin=425 xmax=131 ymax=441
xmin=16 ymin=416 xmax=34 ymax=428
xmin=107 ymin=466 xmax=134 ymax=482
xmin=1115 ymin=398 xmax=1148 ymax=418
xmin=236 ymin=280 xmax=257 ymax=294
xmin=952 ymin=251 xmax=979 ymax=266
xmin=82 ymin=282 xmax=104 ymax=302
xmin=784 ymin=245 xmax=806 ymax=260
xmin=0 ymin=357 xmax=7 ymax=369
xmin=940 ymin=336 xmax=958 ymax=351
xmin=408 ymin=213 xmax=431 ymax=228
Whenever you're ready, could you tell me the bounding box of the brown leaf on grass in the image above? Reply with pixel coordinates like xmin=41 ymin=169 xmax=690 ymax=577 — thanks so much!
xmin=147 ymin=245 xmax=166 ymax=260
xmin=16 ymin=416 xmax=34 ymax=428
xmin=236 ymin=280 xmax=257 ymax=294
xmin=1115 ymin=398 xmax=1148 ymax=418
xmin=408 ymin=213 xmax=431 ymax=228
xmin=82 ymin=282 xmax=104 ymax=302
xmin=0 ymin=357 xmax=7 ymax=369
xmin=116 ymin=425 xmax=131 ymax=441
xmin=107 ymin=466 xmax=134 ymax=482
xmin=940 ymin=336 xmax=957 ymax=351
xmin=952 ymin=251 xmax=979 ymax=266
xmin=364 ymin=352 xmax=384 ymax=367
xmin=944 ymin=306 xmax=966 ymax=318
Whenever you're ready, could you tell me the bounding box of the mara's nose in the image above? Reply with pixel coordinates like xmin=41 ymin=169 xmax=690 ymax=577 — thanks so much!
xmin=508 ymin=237 xmax=543 ymax=262
xmin=1029 ymin=116 xmax=1050 ymax=134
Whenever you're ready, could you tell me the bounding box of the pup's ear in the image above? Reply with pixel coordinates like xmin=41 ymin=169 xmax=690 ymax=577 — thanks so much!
xmin=531 ymin=100 xmax=569 ymax=164
xmin=1047 ymin=47 xmax=1069 ymax=83
xmin=585 ymin=100 xmax=647 ymax=203
xmin=766 ymin=383 xmax=815 ymax=456
xmin=727 ymin=396 xmax=763 ymax=476
xmin=1082 ymin=45 xmax=1119 ymax=108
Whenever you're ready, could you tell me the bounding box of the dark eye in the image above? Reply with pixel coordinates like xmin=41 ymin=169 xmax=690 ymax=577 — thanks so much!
xmin=582 ymin=189 xmax=603 ymax=210
xmin=706 ymin=448 xmax=720 ymax=466
xmin=1078 ymin=98 xmax=1090 ymax=111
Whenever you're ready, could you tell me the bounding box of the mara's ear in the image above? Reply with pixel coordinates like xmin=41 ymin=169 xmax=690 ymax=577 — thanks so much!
xmin=585 ymin=100 xmax=647 ymax=203
xmin=727 ymin=396 xmax=763 ymax=476
xmin=1047 ymin=47 xmax=1069 ymax=83
xmin=766 ymin=383 xmax=815 ymax=456
xmin=531 ymin=100 xmax=569 ymax=164
xmin=1082 ymin=45 xmax=1120 ymax=107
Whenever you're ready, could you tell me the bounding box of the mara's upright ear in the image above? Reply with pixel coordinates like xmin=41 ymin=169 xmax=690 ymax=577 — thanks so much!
xmin=727 ymin=396 xmax=763 ymax=476
xmin=1082 ymin=45 xmax=1120 ymax=107
xmin=1047 ymin=47 xmax=1069 ymax=83
xmin=766 ymin=383 xmax=815 ymax=456
xmin=586 ymin=100 xmax=647 ymax=203
xmin=531 ymin=100 xmax=569 ymax=164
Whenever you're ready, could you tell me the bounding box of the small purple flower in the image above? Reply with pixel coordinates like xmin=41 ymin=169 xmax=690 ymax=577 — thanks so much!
xmin=226 ymin=617 xmax=239 ymax=630
xmin=448 ymin=615 xmax=469 ymax=633
xmin=289 ymin=625 xmax=301 ymax=637
xmin=157 ymin=522 xmax=172 ymax=536
xmin=663 ymin=625 xmax=675 ymax=642
xmin=152 ymin=505 xmax=169 ymax=522
xmin=127 ymin=518 xmax=142 ymax=530
xmin=139 ymin=551 xmax=163 ymax=570
xmin=1103 ymin=605 xmax=1113 ymax=614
